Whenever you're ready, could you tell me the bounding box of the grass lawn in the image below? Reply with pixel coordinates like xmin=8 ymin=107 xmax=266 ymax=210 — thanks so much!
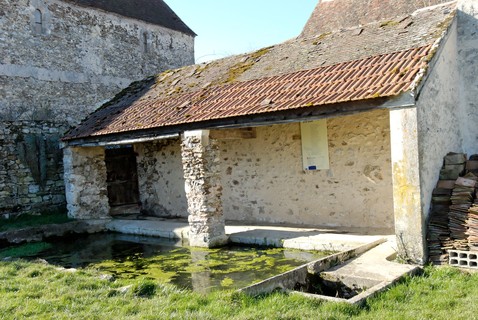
xmin=0 ymin=261 xmax=477 ymax=319
xmin=0 ymin=211 xmax=72 ymax=232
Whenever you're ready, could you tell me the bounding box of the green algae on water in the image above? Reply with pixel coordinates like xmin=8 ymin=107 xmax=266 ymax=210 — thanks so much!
xmin=6 ymin=233 xmax=334 ymax=293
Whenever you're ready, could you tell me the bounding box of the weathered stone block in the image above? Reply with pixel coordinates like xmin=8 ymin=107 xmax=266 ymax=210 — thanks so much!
xmin=437 ymin=180 xmax=457 ymax=189
xmin=455 ymin=177 xmax=477 ymax=188
xmin=439 ymin=164 xmax=465 ymax=180
xmin=444 ymin=153 xmax=467 ymax=165
xmin=28 ymin=184 xmax=40 ymax=194
xmin=466 ymin=161 xmax=478 ymax=170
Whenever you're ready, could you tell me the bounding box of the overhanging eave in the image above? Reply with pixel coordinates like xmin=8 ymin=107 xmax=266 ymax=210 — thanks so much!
xmin=62 ymin=92 xmax=415 ymax=148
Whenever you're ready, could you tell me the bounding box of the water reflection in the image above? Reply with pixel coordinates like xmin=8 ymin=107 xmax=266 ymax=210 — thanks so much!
xmin=190 ymin=249 xmax=212 ymax=293
xmin=3 ymin=233 xmax=331 ymax=292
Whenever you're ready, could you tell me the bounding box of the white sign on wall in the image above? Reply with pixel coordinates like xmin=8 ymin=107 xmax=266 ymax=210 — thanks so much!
xmin=301 ymin=119 xmax=329 ymax=171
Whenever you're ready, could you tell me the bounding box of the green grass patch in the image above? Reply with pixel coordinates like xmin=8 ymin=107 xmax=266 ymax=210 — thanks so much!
xmin=1 ymin=261 xmax=478 ymax=319
xmin=0 ymin=211 xmax=72 ymax=232
xmin=0 ymin=242 xmax=53 ymax=259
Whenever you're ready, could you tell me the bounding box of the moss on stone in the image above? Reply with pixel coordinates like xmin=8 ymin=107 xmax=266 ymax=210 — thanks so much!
xmin=314 ymin=32 xmax=332 ymax=43
xmin=223 ymin=46 xmax=272 ymax=84
xmin=379 ymin=20 xmax=399 ymax=28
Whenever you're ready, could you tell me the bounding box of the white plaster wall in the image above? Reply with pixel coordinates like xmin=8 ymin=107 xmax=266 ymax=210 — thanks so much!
xmin=390 ymin=107 xmax=424 ymax=263
xmin=457 ymin=0 xmax=478 ymax=155
xmin=416 ymin=21 xmax=462 ymax=221
xmin=219 ymin=109 xmax=394 ymax=231
xmin=135 ymin=139 xmax=188 ymax=218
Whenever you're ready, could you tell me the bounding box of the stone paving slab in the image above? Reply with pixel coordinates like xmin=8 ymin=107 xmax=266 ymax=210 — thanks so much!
xmin=240 ymin=237 xmax=420 ymax=305
xmin=106 ymin=219 xmax=388 ymax=252
xmin=321 ymin=236 xmax=418 ymax=283
xmin=106 ymin=219 xmax=189 ymax=240
xmin=227 ymin=226 xmax=385 ymax=251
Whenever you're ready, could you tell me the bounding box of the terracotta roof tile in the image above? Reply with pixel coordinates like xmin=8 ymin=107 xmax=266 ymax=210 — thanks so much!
xmin=64 ymin=44 xmax=433 ymax=140
xmin=63 ymin=3 xmax=456 ymax=142
xmin=301 ymin=0 xmax=452 ymax=37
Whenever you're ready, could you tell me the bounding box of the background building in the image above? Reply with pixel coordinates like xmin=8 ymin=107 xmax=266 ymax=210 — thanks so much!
xmin=0 ymin=0 xmax=195 ymax=217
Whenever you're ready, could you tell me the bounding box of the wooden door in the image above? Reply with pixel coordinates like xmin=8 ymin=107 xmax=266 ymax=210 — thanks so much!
xmin=105 ymin=146 xmax=140 ymax=215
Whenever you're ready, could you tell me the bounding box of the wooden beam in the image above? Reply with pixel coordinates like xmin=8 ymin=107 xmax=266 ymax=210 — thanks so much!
xmin=210 ymin=128 xmax=256 ymax=140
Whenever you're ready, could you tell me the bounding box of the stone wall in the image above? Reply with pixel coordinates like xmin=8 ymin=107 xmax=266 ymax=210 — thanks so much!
xmin=218 ymin=109 xmax=394 ymax=231
xmin=0 ymin=0 xmax=194 ymax=217
xmin=0 ymin=0 xmax=195 ymax=123
xmin=0 ymin=121 xmax=67 ymax=219
xmin=63 ymin=146 xmax=110 ymax=219
xmin=135 ymin=139 xmax=188 ymax=218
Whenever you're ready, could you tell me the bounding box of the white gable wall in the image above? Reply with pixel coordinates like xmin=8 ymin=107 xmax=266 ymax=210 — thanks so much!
xmin=457 ymin=0 xmax=478 ymax=155
xmin=416 ymin=20 xmax=462 ymax=223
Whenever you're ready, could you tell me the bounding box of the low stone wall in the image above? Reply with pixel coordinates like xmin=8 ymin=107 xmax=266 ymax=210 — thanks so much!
xmin=0 ymin=121 xmax=68 ymax=219
xmin=135 ymin=139 xmax=188 ymax=218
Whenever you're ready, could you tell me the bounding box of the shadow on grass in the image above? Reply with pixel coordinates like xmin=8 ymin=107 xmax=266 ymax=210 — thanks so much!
xmin=0 ymin=208 xmax=72 ymax=232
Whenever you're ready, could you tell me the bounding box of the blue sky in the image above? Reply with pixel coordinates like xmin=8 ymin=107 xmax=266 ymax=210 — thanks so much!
xmin=165 ymin=0 xmax=318 ymax=63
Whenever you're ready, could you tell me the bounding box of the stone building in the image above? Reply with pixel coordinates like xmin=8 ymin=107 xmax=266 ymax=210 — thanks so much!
xmin=0 ymin=0 xmax=195 ymax=217
xmin=62 ymin=0 xmax=478 ymax=264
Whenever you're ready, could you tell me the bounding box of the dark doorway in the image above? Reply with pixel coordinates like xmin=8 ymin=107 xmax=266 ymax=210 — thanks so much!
xmin=105 ymin=146 xmax=141 ymax=216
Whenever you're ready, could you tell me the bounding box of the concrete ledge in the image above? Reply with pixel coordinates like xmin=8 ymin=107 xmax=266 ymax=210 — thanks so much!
xmin=239 ymin=238 xmax=386 ymax=296
xmin=105 ymin=220 xmax=189 ymax=239
xmin=307 ymin=238 xmax=386 ymax=274
xmin=288 ymin=266 xmax=421 ymax=306
xmin=227 ymin=225 xmax=386 ymax=251
xmin=239 ymin=238 xmax=421 ymax=305
xmin=105 ymin=219 xmax=389 ymax=252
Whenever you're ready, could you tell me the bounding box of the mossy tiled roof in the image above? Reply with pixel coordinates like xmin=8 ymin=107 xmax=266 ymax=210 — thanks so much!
xmin=63 ymin=2 xmax=456 ymax=142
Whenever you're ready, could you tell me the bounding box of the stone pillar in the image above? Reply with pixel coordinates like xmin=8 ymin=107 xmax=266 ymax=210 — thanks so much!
xmin=181 ymin=130 xmax=228 ymax=247
xmin=389 ymin=108 xmax=425 ymax=264
xmin=63 ymin=146 xmax=110 ymax=219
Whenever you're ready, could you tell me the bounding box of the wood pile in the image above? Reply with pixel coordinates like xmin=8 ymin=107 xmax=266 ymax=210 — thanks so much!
xmin=427 ymin=153 xmax=478 ymax=264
